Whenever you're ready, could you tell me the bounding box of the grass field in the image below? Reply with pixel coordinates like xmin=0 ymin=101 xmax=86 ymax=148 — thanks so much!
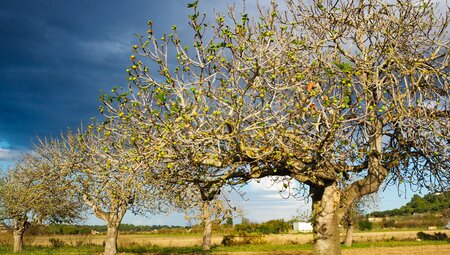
xmin=8 ymin=229 xmax=449 ymax=247
xmin=0 ymin=230 xmax=448 ymax=254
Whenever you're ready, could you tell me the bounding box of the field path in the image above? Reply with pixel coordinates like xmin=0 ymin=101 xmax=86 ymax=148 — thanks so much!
xmin=213 ymin=244 xmax=450 ymax=255
xmin=342 ymin=244 xmax=450 ymax=255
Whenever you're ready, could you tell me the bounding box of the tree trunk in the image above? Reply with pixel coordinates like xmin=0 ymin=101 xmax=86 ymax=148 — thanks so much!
xmin=202 ymin=200 xmax=212 ymax=251
xmin=13 ymin=229 xmax=25 ymax=253
xmin=344 ymin=224 xmax=353 ymax=247
xmin=12 ymin=218 xmax=28 ymax=253
xmin=311 ymin=184 xmax=341 ymax=255
xmin=104 ymin=222 xmax=120 ymax=255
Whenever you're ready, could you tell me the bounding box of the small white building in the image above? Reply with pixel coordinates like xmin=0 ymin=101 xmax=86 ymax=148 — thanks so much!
xmin=292 ymin=222 xmax=313 ymax=233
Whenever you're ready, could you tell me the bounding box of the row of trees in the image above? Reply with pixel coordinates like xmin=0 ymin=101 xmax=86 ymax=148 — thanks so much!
xmin=370 ymin=191 xmax=450 ymax=217
xmin=1 ymin=1 xmax=449 ymax=255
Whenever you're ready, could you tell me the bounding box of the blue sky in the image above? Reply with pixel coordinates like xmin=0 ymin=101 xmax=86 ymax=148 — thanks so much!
xmin=0 ymin=0 xmax=425 ymax=226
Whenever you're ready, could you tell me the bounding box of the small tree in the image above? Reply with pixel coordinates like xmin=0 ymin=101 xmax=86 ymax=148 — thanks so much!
xmin=0 ymin=154 xmax=82 ymax=253
xmin=341 ymin=193 xmax=378 ymax=246
xmin=168 ymin=165 xmax=240 ymax=251
xmin=33 ymin=123 xmax=167 ymax=255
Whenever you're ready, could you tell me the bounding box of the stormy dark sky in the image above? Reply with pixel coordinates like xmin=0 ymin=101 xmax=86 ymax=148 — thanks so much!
xmin=0 ymin=0 xmax=308 ymax=225
xmin=0 ymin=0 xmax=421 ymax=225
xmin=0 ymin=0 xmax=233 ymax=155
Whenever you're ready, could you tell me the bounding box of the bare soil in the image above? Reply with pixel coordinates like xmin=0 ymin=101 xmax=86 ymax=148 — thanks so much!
xmin=214 ymin=245 xmax=450 ymax=255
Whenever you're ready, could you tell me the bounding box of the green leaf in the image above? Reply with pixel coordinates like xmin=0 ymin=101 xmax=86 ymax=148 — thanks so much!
xmin=187 ymin=0 xmax=199 ymax=8
xmin=333 ymin=61 xmax=353 ymax=74
xmin=156 ymin=90 xmax=167 ymax=104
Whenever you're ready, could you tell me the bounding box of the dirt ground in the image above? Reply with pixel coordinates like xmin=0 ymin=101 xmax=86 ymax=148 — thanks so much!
xmin=342 ymin=245 xmax=450 ymax=255
xmin=214 ymin=245 xmax=450 ymax=255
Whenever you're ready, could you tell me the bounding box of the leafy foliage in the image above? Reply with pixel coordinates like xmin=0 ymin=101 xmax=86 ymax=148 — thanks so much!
xmin=417 ymin=231 xmax=448 ymax=241
xmin=370 ymin=191 xmax=450 ymax=217
xmin=358 ymin=220 xmax=373 ymax=231
xmin=235 ymin=219 xmax=291 ymax=235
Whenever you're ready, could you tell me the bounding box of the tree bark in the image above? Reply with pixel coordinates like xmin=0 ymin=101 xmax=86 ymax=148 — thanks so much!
xmin=104 ymin=222 xmax=120 ymax=255
xmin=202 ymin=200 xmax=213 ymax=251
xmin=12 ymin=218 xmax=28 ymax=253
xmin=344 ymin=224 xmax=353 ymax=247
xmin=311 ymin=184 xmax=341 ymax=255
xmin=13 ymin=229 xmax=25 ymax=253
xmin=341 ymin=209 xmax=354 ymax=247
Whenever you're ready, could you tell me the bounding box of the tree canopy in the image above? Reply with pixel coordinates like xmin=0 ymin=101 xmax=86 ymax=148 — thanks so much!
xmin=0 ymin=152 xmax=83 ymax=252
xmin=3 ymin=1 xmax=448 ymax=255
xmin=370 ymin=191 xmax=450 ymax=217
xmin=99 ymin=1 xmax=448 ymax=254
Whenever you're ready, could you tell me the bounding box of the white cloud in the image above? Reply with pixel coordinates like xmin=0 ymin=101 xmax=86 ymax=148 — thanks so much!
xmin=78 ymin=39 xmax=129 ymax=60
xmin=248 ymin=176 xmax=292 ymax=192
xmin=233 ymin=177 xmax=311 ymax=223
xmin=0 ymin=148 xmax=21 ymax=162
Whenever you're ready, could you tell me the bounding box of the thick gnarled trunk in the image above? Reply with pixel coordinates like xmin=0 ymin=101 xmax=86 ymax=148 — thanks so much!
xmin=13 ymin=229 xmax=24 ymax=253
xmin=311 ymin=184 xmax=341 ymax=255
xmin=202 ymin=200 xmax=212 ymax=251
xmin=12 ymin=218 xmax=28 ymax=253
xmin=104 ymin=221 xmax=120 ymax=255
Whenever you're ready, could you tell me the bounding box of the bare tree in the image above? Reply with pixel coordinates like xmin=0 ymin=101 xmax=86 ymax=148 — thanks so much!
xmin=181 ymin=181 xmax=240 ymax=250
xmin=341 ymin=193 xmax=379 ymax=246
xmin=33 ymin=123 xmax=167 ymax=255
xmin=100 ymin=1 xmax=449 ymax=254
xmin=0 ymin=153 xmax=82 ymax=253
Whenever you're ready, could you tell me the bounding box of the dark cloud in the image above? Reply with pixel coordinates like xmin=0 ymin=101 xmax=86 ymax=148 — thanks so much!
xmin=0 ymin=0 xmax=237 ymax=150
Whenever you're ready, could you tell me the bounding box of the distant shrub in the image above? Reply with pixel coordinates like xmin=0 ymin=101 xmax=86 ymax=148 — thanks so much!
xmin=417 ymin=232 xmax=448 ymax=241
xmin=358 ymin=220 xmax=373 ymax=231
xmin=381 ymin=219 xmax=396 ymax=228
xmin=234 ymin=219 xmax=290 ymax=234
xmin=234 ymin=222 xmax=259 ymax=234
xmin=70 ymin=234 xmax=93 ymax=247
xmin=221 ymin=233 xmax=266 ymax=246
xmin=258 ymin=219 xmax=291 ymax=234
xmin=49 ymin=238 xmax=65 ymax=248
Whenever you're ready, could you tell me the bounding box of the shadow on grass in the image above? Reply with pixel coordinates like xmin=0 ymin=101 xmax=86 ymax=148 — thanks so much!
xmin=0 ymin=244 xmax=103 ymax=254
xmin=0 ymin=244 xmax=207 ymax=255
xmin=120 ymin=245 xmax=206 ymax=254
xmin=0 ymin=240 xmax=448 ymax=254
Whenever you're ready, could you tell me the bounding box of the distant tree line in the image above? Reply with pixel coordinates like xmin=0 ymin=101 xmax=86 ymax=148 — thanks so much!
xmin=370 ymin=191 xmax=450 ymax=217
xmin=24 ymin=220 xmax=292 ymax=236
xmin=234 ymin=219 xmax=292 ymax=235
xmin=24 ymin=224 xmax=190 ymax=235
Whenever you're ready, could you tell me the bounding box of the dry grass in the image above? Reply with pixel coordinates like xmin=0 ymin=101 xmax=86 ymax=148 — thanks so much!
xmin=3 ymin=229 xmax=448 ymax=247
xmin=0 ymin=229 xmax=448 ymax=255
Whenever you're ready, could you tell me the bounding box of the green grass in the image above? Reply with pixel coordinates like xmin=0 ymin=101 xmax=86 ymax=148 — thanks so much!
xmin=0 ymin=245 xmax=103 ymax=255
xmin=344 ymin=240 xmax=449 ymax=249
xmin=213 ymin=240 xmax=450 ymax=253
xmin=212 ymin=243 xmax=312 ymax=252
xmin=0 ymin=240 xmax=448 ymax=254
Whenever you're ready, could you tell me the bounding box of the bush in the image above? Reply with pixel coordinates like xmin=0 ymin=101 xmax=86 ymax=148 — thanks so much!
xmin=358 ymin=220 xmax=373 ymax=231
xmin=234 ymin=219 xmax=291 ymax=234
xmin=221 ymin=233 xmax=266 ymax=246
xmin=234 ymin=222 xmax=259 ymax=234
xmin=258 ymin=219 xmax=291 ymax=234
xmin=417 ymin=232 xmax=448 ymax=241
xmin=381 ymin=219 xmax=396 ymax=228
xmin=48 ymin=238 xmax=65 ymax=248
